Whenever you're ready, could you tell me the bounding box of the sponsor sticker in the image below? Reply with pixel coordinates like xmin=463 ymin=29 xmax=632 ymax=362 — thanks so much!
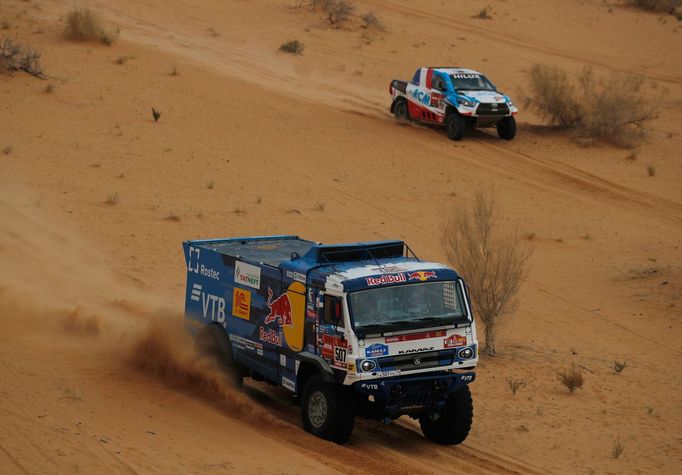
xmin=444 ymin=334 xmax=467 ymax=348
xmin=234 ymin=261 xmax=261 ymax=289
xmin=286 ymin=270 xmax=306 ymax=283
xmin=453 ymin=73 xmax=480 ymax=79
xmin=281 ymin=377 xmax=296 ymax=391
xmin=366 ymin=273 xmax=406 ymax=286
xmin=259 ymin=326 xmax=282 ymax=346
xmin=265 ymin=288 xmax=293 ymax=327
xmin=232 ymin=287 xmax=251 ymax=320
xmin=385 ymin=329 xmax=445 ymax=343
xmin=377 ymin=370 xmax=401 ymax=378
xmin=407 ymin=271 xmax=437 ymax=282
xmin=365 ymin=343 xmax=389 ymax=357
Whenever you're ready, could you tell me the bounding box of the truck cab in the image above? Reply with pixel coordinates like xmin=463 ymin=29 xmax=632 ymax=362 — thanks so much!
xmin=183 ymin=236 xmax=478 ymax=444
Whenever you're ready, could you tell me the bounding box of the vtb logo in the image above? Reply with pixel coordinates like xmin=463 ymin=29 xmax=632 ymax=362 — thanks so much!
xmin=191 ymin=283 xmax=225 ymax=323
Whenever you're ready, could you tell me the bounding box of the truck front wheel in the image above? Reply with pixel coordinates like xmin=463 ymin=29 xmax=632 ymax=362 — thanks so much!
xmin=497 ymin=115 xmax=516 ymax=140
xmin=301 ymin=375 xmax=355 ymax=443
xmin=445 ymin=113 xmax=466 ymax=141
xmin=419 ymin=385 xmax=473 ymax=445
xmin=393 ymin=98 xmax=409 ymax=121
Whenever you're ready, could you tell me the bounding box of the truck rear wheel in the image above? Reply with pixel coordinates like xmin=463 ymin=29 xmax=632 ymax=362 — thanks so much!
xmin=195 ymin=324 xmax=243 ymax=387
xmin=445 ymin=113 xmax=466 ymax=141
xmin=497 ymin=115 xmax=516 ymax=140
xmin=419 ymin=385 xmax=473 ymax=445
xmin=393 ymin=98 xmax=409 ymax=121
xmin=301 ymin=375 xmax=355 ymax=443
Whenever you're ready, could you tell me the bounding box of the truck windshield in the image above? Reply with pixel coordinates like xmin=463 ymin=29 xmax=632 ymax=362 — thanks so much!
xmin=450 ymin=74 xmax=495 ymax=91
xmin=349 ymin=281 xmax=469 ymax=333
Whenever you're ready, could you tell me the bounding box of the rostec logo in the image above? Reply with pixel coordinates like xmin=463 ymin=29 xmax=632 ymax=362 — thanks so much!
xmin=234 ymin=261 xmax=261 ymax=289
xmin=408 ymin=271 xmax=437 ymax=282
xmin=188 ymin=246 xmax=200 ymax=273
xmin=264 ymin=288 xmax=293 ymax=327
xmin=232 ymin=287 xmax=251 ymax=320
xmin=366 ymin=273 xmax=407 ymax=286
xmin=191 ymin=283 xmax=225 ymax=323
xmin=411 ymin=89 xmax=430 ymax=105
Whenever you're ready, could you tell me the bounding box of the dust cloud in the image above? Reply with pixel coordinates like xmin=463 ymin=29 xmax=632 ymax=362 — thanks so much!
xmin=0 ymin=192 xmax=284 ymax=426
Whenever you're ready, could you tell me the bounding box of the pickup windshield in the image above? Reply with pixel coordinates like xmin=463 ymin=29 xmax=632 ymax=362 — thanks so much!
xmin=450 ymin=73 xmax=495 ymax=92
xmin=349 ymin=281 xmax=469 ymax=333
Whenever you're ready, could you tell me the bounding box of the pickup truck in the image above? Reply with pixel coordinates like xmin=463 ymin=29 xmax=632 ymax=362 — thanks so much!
xmin=183 ymin=236 xmax=478 ymax=444
xmin=390 ymin=67 xmax=518 ymax=141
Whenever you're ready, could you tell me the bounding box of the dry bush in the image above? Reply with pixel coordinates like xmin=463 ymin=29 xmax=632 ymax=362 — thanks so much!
xmin=558 ymin=364 xmax=584 ymax=393
xmin=473 ymin=6 xmax=493 ymax=19
xmin=0 ymin=37 xmax=43 ymax=78
xmin=525 ymin=64 xmax=656 ymax=148
xmin=612 ymin=360 xmax=627 ymax=374
xmin=443 ymin=191 xmax=532 ymax=356
xmin=506 ymin=377 xmax=527 ymax=395
xmin=279 ymin=39 xmax=305 ymax=55
xmin=612 ymin=438 xmax=624 ymax=458
xmin=361 ymin=11 xmax=383 ymax=30
xmin=629 ymin=0 xmax=681 ymax=12
xmin=311 ymin=0 xmax=355 ymax=25
xmin=64 ymin=8 xmax=117 ymax=45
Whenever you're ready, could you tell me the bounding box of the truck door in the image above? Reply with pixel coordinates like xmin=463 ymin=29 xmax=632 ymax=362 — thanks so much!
xmin=318 ymin=293 xmax=349 ymax=372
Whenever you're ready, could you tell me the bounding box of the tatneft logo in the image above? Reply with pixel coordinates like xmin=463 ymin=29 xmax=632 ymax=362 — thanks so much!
xmin=234 ymin=261 xmax=261 ymax=289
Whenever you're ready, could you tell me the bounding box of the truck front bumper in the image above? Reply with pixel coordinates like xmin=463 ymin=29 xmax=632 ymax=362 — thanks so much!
xmin=353 ymin=371 xmax=475 ymax=420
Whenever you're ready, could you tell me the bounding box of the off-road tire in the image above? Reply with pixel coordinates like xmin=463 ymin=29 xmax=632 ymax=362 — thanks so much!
xmin=195 ymin=324 xmax=244 ymax=386
xmin=445 ymin=113 xmax=466 ymax=141
xmin=393 ymin=98 xmax=409 ymax=121
xmin=301 ymin=374 xmax=355 ymax=443
xmin=497 ymin=115 xmax=516 ymax=140
xmin=419 ymin=385 xmax=473 ymax=445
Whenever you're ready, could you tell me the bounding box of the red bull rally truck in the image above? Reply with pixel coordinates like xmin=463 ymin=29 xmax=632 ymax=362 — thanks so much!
xmin=390 ymin=67 xmax=518 ymax=141
xmin=183 ymin=236 xmax=478 ymax=444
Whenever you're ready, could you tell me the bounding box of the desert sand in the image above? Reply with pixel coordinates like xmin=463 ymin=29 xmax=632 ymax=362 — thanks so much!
xmin=1 ymin=0 xmax=681 ymax=473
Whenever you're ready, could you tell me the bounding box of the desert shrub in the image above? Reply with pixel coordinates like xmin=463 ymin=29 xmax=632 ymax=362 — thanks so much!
xmin=64 ymin=8 xmax=117 ymax=45
xmin=558 ymin=364 xmax=584 ymax=393
xmin=629 ymin=0 xmax=681 ymax=12
xmin=279 ymin=40 xmax=305 ymax=55
xmin=443 ymin=192 xmax=532 ymax=356
xmin=506 ymin=377 xmax=527 ymax=395
xmin=0 ymin=37 xmax=43 ymax=78
xmin=361 ymin=11 xmax=383 ymax=29
xmin=612 ymin=438 xmax=624 ymax=458
xmin=311 ymin=0 xmax=355 ymax=25
xmin=612 ymin=360 xmax=627 ymax=374
xmin=525 ymin=64 xmax=656 ymax=147
xmin=473 ymin=6 xmax=493 ymax=19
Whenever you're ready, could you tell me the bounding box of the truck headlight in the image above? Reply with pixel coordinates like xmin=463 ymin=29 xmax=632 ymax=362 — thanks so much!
xmin=507 ymin=100 xmax=515 ymax=108
xmin=459 ymin=99 xmax=476 ymax=108
xmin=361 ymin=360 xmax=376 ymax=372
xmin=458 ymin=347 xmax=474 ymax=360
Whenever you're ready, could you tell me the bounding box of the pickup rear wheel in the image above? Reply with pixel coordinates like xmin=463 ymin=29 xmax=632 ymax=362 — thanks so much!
xmin=393 ymin=98 xmax=409 ymax=121
xmin=301 ymin=375 xmax=355 ymax=443
xmin=419 ymin=385 xmax=473 ymax=445
xmin=497 ymin=115 xmax=517 ymax=140
xmin=445 ymin=113 xmax=466 ymax=141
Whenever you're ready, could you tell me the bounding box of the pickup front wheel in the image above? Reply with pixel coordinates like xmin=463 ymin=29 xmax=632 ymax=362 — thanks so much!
xmin=301 ymin=375 xmax=355 ymax=443
xmin=497 ymin=115 xmax=517 ymax=140
xmin=393 ymin=98 xmax=409 ymax=121
xmin=445 ymin=113 xmax=466 ymax=141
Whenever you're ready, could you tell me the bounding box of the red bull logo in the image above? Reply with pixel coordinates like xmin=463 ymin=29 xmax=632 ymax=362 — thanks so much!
xmin=408 ymin=271 xmax=437 ymax=281
xmin=265 ymin=287 xmax=293 ymax=327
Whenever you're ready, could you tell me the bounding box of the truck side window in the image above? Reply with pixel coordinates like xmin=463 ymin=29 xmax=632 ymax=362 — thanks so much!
xmin=323 ymin=295 xmax=344 ymax=328
xmin=432 ymin=75 xmax=446 ymax=91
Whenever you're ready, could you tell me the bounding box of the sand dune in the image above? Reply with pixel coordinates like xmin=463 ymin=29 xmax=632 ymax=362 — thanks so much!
xmin=1 ymin=0 xmax=681 ymax=473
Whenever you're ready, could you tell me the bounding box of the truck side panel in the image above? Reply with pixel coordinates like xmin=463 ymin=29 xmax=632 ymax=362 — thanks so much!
xmin=183 ymin=242 xmax=309 ymax=389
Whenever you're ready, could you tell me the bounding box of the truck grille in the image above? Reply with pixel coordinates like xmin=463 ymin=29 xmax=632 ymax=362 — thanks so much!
xmin=476 ymin=103 xmax=509 ymax=115
xmin=378 ymin=350 xmax=455 ymax=372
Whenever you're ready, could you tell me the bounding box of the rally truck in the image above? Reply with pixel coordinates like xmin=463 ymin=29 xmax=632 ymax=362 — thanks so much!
xmin=389 ymin=67 xmax=518 ymax=141
xmin=183 ymin=236 xmax=478 ymax=444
